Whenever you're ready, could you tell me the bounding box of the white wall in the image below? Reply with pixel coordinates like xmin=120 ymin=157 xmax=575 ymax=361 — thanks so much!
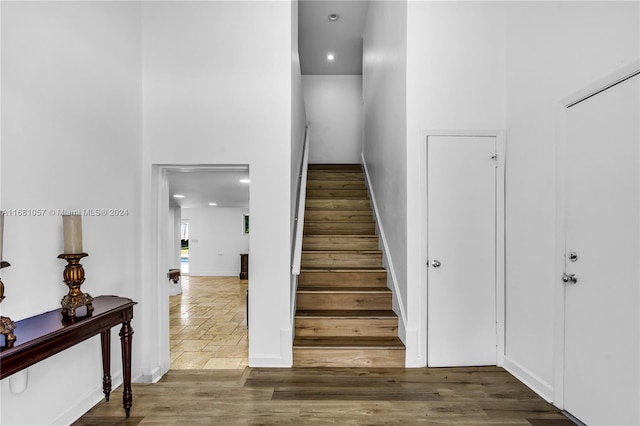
xmin=0 ymin=1 xmax=142 ymax=424
xmin=168 ymin=206 xmax=181 ymax=270
xmin=405 ymin=1 xmax=507 ymax=367
xmin=182 ymin=208 xmax=249 ymax=276
xmin=141 ymin=0 xmax=297 ymax=368
xmin=290 ymin=0 xmax=307 ymax=331
xmin=503 ymin=1 xmax=639 ymax=400
xmin=400 ymin=0 xmax=638 ymax=398
xmin=362 ymin=0 xmax=408 ymax=348
xmin=303 ymin=75 xmax=362 ymax=164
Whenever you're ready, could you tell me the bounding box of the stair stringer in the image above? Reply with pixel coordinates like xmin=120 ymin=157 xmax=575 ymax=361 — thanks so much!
xmin=361 ymin=154 xmax=410 ymax=356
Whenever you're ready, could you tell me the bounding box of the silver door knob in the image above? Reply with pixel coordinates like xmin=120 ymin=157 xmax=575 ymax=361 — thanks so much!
xmin=431 ymin=260 xmax=441 ymax=268
xmin=562 ymin=273 xmax=578 ymax=284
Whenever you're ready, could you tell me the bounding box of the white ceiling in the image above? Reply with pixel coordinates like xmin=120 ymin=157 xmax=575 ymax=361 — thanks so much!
xmin=298 ymin=0 xmax=369 ymax=75
xmin=167 ymin=168 xmax=250 ymax=209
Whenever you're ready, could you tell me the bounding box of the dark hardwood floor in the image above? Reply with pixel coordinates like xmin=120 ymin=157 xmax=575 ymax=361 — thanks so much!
xmin=74 ymin=367 xmax=574 ymax=425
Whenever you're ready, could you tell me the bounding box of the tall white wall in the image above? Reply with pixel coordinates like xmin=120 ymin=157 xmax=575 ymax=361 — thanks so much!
xmin=141 ymin=0 xmax=298 ymax=368
xmin=362 ymin=0 xmax=408 ymax=349
xmin=290 ymin=0 xmax=307 ymax=335
xmin=405 ymin=1 xmax=507 ymax=367
xmin=182 ymin=208 xmax=249 ymax=276
xmin=303 ymin=75 xmax=362 ymax=164
xmin=168 ymin=206 xmax=181 ymax=270
xmin=0 ymin=2 xmax=142 ymax=424
xmin=503 ymin=1 xmax=639 ymax=400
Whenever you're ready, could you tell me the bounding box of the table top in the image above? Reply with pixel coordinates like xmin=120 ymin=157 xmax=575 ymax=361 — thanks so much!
xmin=1 ymin=295 xmax=136 ymax=354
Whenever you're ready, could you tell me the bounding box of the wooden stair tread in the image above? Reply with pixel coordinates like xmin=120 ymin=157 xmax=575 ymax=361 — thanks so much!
xmin=306 ymin=197 xmax=368 ymax=200
xmin=297 ymin=286 xmax=391 ymax=292
xmin=303 ymin=235 xmax=378 ymax=238
xmin=307 ymin=173 xmax=364 ymax=179
xmin=306 ymin=182 xmax=366 ymax=189
xmin=304 ymin=209 xmax=372 ymax=214
xmin=295 ymin=164 xmax=403 ymax=367
xmin=301 ymin=267 xmax=386 ymax=272
xmin=302 ymin=250 xmax=381 ymax=254
xmin=304 ymin=220 xmax=373 ymax=224
xmin=293 ymin=336 xmax=405 ymax=349
xmin=296 ymin=310 xmax=397 ymax=318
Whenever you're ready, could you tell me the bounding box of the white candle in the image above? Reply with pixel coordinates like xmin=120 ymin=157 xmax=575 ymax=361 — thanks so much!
xmin=0 ymin=213 xmax=4 ymax=260
xmin=63 ymin=215 xmax=83 ymax=254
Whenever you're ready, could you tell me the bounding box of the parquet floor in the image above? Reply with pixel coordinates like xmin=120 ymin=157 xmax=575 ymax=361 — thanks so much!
xmin=74 ymin=367 xmax=573 ymax=425
xmin=170 ymin=276 xmax=248 ymax=369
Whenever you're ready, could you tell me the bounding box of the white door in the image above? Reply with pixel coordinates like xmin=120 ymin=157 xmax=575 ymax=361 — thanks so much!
xmin=427 ymin=135 xmax=497 ymax=367
xmin=564 ymin=73 xmax=639 ymax=425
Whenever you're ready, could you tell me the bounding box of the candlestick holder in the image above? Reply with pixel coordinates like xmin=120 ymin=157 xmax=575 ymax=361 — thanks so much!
xmin=58 ymin=253 xmax=93 ymax=318
xmin=0 ymin=260 xmax=17 ymax=345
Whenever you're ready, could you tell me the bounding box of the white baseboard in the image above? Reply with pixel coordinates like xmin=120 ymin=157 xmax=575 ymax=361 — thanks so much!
xmin=249 ymin=329 xmax=293 ymax=368
xmin=503 ymin=356 xmax=554 ymax=403
xmin=141 ymin=366 xmax=163 ymax=383
xmin=249 ymin=356 xmax=292 ymax=368
xmin=403 ymin=327 xmax=426 ymax=367
xmin=188 ymin=270 xmax=239 ymax=277
xmin=52 ymin=372 xmax=122 ymax=426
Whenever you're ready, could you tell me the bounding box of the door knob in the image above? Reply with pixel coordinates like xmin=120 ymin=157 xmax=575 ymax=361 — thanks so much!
xmin=431 ymin=260 xmax=441 ymax=268
xmin=562 ymin=273 xmax=578 ymax=284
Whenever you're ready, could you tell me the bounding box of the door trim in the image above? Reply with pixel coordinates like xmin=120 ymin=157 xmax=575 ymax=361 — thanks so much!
xmin=147 ymin=164 xmax=250 ymax=382
xmin=420 ymin=130 xmax=506 ymax=366
xmin=554 ymin=59 xmax=640 ymax=409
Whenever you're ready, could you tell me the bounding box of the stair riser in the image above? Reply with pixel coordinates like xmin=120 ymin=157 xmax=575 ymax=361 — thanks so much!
xmin=306 ymin=180 xmax=366 ymax=190
xmin=295 ymin=318 xmax=398 ymax=337
xmin=308 ymin=164 xmax=362 ymax=171
xmin=306 ymin=199 xmax=371 ymax=210
xmin=307 ymin=189 xmax=369 ymax=199
xmin=304 ymin=222 xmax=375 ymax=235
xmin=304 ymin=210 xmax=373 ymax=222
xmin=301 ymin=253 xmax=382 ymax=268
xmin=303 ymin=237 xmax=379 ymax=251
xmin=306 ymin=171 xmax=364 ymax=181
xmin=293 ymin=349 xmax=405 ymax=368
xmin=298 ymin=272 xmax=388 ymax=287
xmin=297 ymin=293 xmax=391 ymax=310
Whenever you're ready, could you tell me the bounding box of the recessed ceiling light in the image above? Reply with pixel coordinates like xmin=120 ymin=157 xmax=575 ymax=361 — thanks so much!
xmin=173 ymin=194 xmax=185 ymax=198
xmin=209 ymin=202 xmax=217 ymax=206
xmin=327 ymin=53 xmax=335 ymax=61
xmin=239 ymin=179 xmax=250 ymax=183
xmin=328 ymin=13 xmax=339 ymax=21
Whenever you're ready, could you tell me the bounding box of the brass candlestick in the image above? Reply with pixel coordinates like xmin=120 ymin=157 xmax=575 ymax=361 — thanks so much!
xmin=0 ymin=261 xmax=17 ymax=345
xmin=58 ymin=253 xmax=93 ymax=318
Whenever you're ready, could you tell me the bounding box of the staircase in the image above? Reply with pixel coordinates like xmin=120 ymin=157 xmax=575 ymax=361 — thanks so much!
xmin=293 ymin=164 xmax=405 ymax=367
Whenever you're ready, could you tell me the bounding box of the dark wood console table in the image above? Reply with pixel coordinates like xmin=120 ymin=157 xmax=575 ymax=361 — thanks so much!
xmin=0 ymin=296 xmax=136 ymax=417
xmin=240 ymin=253 xmax=248 ymax=280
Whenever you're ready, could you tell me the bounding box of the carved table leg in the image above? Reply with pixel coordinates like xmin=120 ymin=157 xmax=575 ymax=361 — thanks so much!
xmin=100 ymin=330 xmax=112 ymax=401
xmin=119 ymin=319 xmax=134 ymax=417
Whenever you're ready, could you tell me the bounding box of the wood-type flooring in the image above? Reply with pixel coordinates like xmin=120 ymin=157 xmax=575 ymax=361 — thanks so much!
xmin=74 ymin=366 xmax=573 ymax=425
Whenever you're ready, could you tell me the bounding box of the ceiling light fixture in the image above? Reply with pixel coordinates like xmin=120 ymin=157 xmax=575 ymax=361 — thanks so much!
xmin=328 ymin=13 xmax=339 ymax=22
xmin=209 ymin=202 xmax=217 ymax=206
xmin=239 ymin=179 xmax=250 ymax=184
xmin=327 ymin=53 xmax=335 ymax=61
xmin=173 ymin=194 xmax=185 ymax=198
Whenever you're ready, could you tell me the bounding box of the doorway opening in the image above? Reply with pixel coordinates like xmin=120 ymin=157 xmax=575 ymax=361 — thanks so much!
xmin=164 ymin=166 xmax=250 ymax=370
xmin=180 ymin=221 xmax=189 ymax=275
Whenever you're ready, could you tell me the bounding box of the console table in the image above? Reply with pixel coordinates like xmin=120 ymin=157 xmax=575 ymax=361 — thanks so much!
xmin=240 ymin=253 xmax=248 ymax=280
xmin=0 ymin=295 xmax=136 ymax=417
